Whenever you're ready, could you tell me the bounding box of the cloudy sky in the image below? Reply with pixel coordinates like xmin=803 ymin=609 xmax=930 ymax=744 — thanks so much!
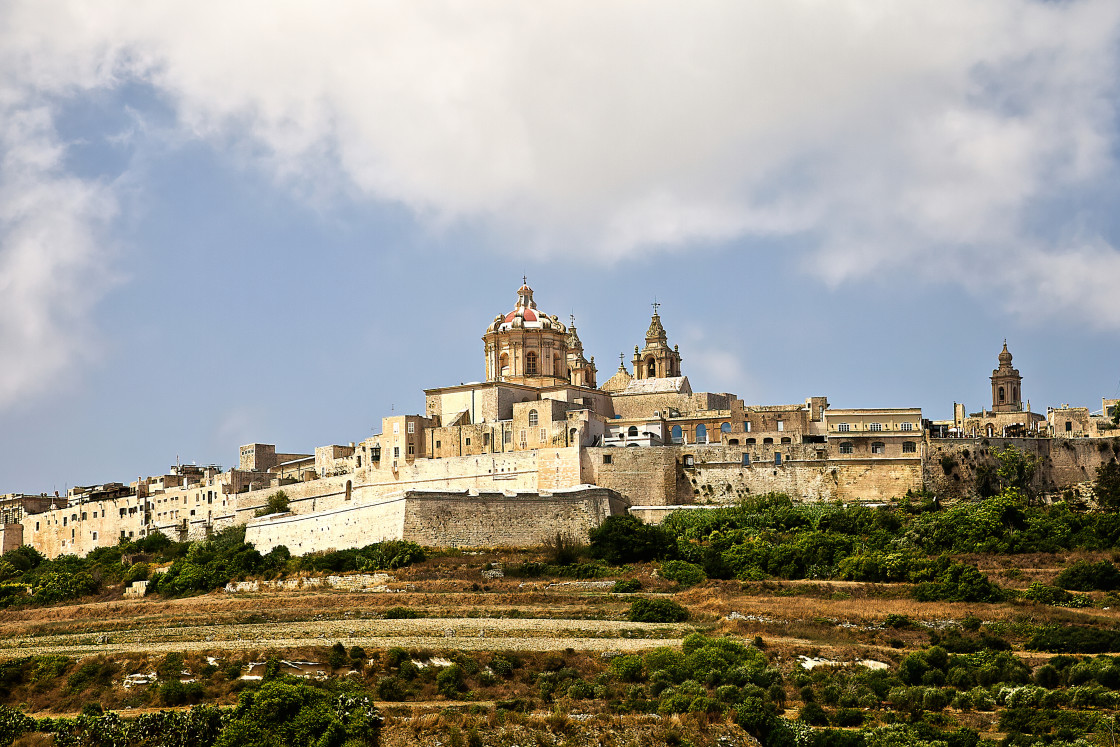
xmin=2 ymin=1 xmax=1120 ymax=493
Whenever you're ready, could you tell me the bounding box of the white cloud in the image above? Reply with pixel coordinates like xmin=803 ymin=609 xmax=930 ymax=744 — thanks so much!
xmin=1 ymin=0 xmax=1119 ymax=407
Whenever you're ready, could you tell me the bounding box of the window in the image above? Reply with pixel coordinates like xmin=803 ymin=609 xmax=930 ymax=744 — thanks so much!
xmin=504 ymin=431 xmax=512 ymax=444
xmin=901 ymin=422 xmax=913 ymax=431
xmin=871 ymin=442 xmax=885 ymax=454
xmin=745 ymin=438 xmax=756 ymax=445
xmin=1066 ymin=421 xmax=1073 ymax=432
xmin=781 ymin=437 xmax=791 ymax=444
xmin=529 ymin=409 xmax=539 ymax=426
xmin=777 ymin=420 xmax=784 ymax=432
xmin=729 ymin=439 xmax=739 ymax=445
xmin=603 ymin=454 xmax=612 ymax=465
xmin=671 ymin=425 xmax=683 ymax=444
xmin=393 ymin=423 xmax=400 ymax=434
xmin=696 ymin=424 xmax=707 ymax=442
xmin=838 ymin=423 xmax=850 ymax=432
xmin=356 ymin=455 xmax=362 ymax=467
xmin=540 ymin=428 xmax=547 ymax=441
xmin=35 ymin=522 xmax=39 ymax=531
xmin=92 ymin=531 xmax=98 ymax=541
xmin=720 ymin=422 xmax=732 ymax=433
xmin=407 ymin=421 xmax=415 ymax=434
xmin=393 ymin=447 xmax=400 ymax=458
xmin=903 ymin=441 xmax=917 ymax=453
xmin=869 ymin=422 xmax=883 ymax=432
xmin=683 ymin=455 xmax=695 ymax=467
xmin=840 ymin=442 xmax=854 ymax=454
xmin=763 ymin=437 xmax=773 ymax=445
xmin=647 ymin=357 xmax=656 ymax=377
xmin=774 ymin=452 xmax=782 ymax=466
xmin=408 ymin=444 xmax=415 ymax=455
xmin=465 ymin=437 xmax=472 ymax=446
xmin=81 ymin=512 xmax=87 ymax=520
xmin=998 ymin=386 xmax=1005 ymax=402
xmin=525 ymin=351 xmax=538 ymax=375
xmin=628 ymin=425 xmax=639 ymax=437
xmin=520 ymin=430 xmax=527 ymax=448
xmin=435 ymin=440 xmax=441 ymax=449
xmin=483 ymin=433 xmax=490 ymax=446
xmin=741 ymin=453 xmax=750 ymax=466
xmin=744 ymin=421 xmax=751 ymax=432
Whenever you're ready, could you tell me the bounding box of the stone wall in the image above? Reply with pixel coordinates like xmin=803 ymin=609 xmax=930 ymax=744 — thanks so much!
xmin=401 ymin=487 xmax=625 ymax=548
xmin=924 ymin=436 xmax=1120 ymax=500
xmin=245 ymin=486 xmax=625 ymax=554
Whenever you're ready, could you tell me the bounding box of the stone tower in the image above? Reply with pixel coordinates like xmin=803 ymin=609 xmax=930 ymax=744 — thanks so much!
xmin=990 ymin=341 xmax=1023 ymax=413
xmin=565 ymin=317 xmax=597 ymax=388
xmin=632 ymin=304 xmax=682 ymax=380
xmin=483 ymin=282 xmax=570 ymax=386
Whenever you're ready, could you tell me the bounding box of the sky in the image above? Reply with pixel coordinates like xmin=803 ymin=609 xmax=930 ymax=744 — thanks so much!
xmin=2 ymin=1 xmax=1120 ymax=494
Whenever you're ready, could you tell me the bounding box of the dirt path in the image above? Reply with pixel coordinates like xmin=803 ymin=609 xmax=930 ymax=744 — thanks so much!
xmin=0 ymin=617 xmax=692 ymax=659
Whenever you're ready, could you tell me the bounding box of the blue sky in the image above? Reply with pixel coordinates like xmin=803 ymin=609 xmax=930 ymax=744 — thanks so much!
xmin=2 ymin=1 xmax=1119 ymax=493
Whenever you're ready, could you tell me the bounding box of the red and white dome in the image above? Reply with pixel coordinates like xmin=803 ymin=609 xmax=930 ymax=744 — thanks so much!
xmin=491 ymin=284 xmax=565 ymax=332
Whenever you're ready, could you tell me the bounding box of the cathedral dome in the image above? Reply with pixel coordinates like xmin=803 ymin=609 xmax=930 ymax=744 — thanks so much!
xmin=495 ymin=283 xmax=564 ymax=332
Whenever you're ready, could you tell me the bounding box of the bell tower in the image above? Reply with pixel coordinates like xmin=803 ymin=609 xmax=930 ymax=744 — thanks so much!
xmin=990 ymin=341 xmax=1023 ymax=413
xmin=632 ymin=301 xmax=682 ymax=380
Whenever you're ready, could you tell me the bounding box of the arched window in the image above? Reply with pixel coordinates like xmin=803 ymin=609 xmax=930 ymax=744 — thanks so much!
xmin=525 ymin=352 xmax=538 ymax=376
xmin=840 ymin=442 xmax=854 ymax=454
xmin=671 ymin=425 xmax=683 ymax=444
xmin=345 ymin=480 xmax=352 ymax=501
xmin=745 ymin=438 xmax=756 ymax=445
xmin=763 ymin=437 xmax=773 ymax=445
xmin=695 ymin=424 xmax=707 ymax=442
xmin=720 ymin=422 xmax=732 ymax=433
xmin=627 ymin=425 xmax=639 ymax=437
xmin=569 ymin=428 xmax=578 ymax=444
xmin=646 ymin=357 xmax=656 ymax=377
xmin=781 ymin=437 xmax=791 ymax=444
xmin=986 ymin=424 xmax=994 ymax=437
xmin=528 ymin=409 xmax=538 ymax=426
xmin=902 ymin=441 xmax=917 ymax=453
xmin=729 ymin=439 xmax=739 ymax=446
xmin=998 ymin=386 xmax=1005 ymax=402
xmin=871 ymin=442 xmax=885 ymax=454
xmin=499 ymin=352 xmax=510 ymax=378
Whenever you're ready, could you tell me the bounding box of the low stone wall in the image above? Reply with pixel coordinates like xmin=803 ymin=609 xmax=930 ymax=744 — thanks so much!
xmin=224 ymin=573 xmax=392 ymax=593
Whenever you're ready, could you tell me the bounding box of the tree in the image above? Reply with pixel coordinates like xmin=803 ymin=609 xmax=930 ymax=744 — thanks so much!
xmin=255 ymin=490 xmax=290 ymax=517
xmin=992 ymin=445 xmax=1039 ymax=497
xmin=1096 ymin=460 xmax=1120 ymax=510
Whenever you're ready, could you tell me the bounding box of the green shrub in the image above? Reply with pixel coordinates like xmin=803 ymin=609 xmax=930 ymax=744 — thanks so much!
xmin=798 ymin=701 xmax=829 ymax=726
xmin=254 ymin=490 xmax=290 ymax=517
xmin=1022 ymin=582 xmax=1092 ymax=608
xmin=627 ymin=598 xmax=689 ymax=623
xmin=1054 ymin=559 xmax=1120 ymax=591
xmin=436 ymin=665 xmax=466 ymax=697
xmin=383 ymin=606 xmax=424 ymax=619
xmin=659 ymin=560 xmax=705 ymax=588
xmin=588 ymin=515 xmax=673 ymax=564
xmin=612 ymin=579 xmax=642 ymax=593
xmin=1028 ymin=625 xmax=1120 ymax=654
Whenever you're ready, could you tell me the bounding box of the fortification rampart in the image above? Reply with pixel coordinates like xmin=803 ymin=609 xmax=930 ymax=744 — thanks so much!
xmin=924 ymin=436 xmax=1120 ymax=500
xmin=245 ymin=486 xmax=624 ymax=555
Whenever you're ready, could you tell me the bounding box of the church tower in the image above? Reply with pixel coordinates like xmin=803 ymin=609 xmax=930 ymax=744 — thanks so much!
xmin=483 ymin=281 xmax=571 ymax=387
xmin=632 ymin=303 xmax=682 ymax=380
xmin=565 ymin=317 xmax=597 ymax=388
xmin=990 ymin=341 xmax=1023 ymax=413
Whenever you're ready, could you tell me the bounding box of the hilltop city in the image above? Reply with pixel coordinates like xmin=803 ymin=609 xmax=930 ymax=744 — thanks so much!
xmin=2 ymin=282 xmax=1118 ymax=560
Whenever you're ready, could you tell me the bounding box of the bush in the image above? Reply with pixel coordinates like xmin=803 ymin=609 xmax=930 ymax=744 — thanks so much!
xmin=659 ymin=560 xmax=705 ymax=588
xmin=1028 ymin=626 xmax=1120 ymax=654
xmin=628 ymin=598 xmax=689 ymax=623
xmin=1022 ymin=582 xmax=1092 ymax=608
xmin=799 ymin=701 xmax=829 ymax=726
xmin=436 ymin=664 xmax=466 ymax=697
xmin=383 ymin=606 xmax=424 ymax=619
xmin=1054 ymin=559 xmax=1120 ymax=591
xmin=612 ymin=579 xmax=642 ymax=593
xmin=589 ymin=515 xmax=673 ymax=564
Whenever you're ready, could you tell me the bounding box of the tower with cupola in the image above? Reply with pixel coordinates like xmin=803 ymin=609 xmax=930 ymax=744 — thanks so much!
xmin=991 ymin=341 xmax=1023 ymax=413
xmin=483 ymin=281 xmax=571 ymax=387
xmin=632 ymin=302 xmax=682 ymax=380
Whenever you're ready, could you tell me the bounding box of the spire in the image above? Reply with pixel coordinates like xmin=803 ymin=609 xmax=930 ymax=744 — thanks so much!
xmin=998 ymin=340 xmax=1013 ymax=367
